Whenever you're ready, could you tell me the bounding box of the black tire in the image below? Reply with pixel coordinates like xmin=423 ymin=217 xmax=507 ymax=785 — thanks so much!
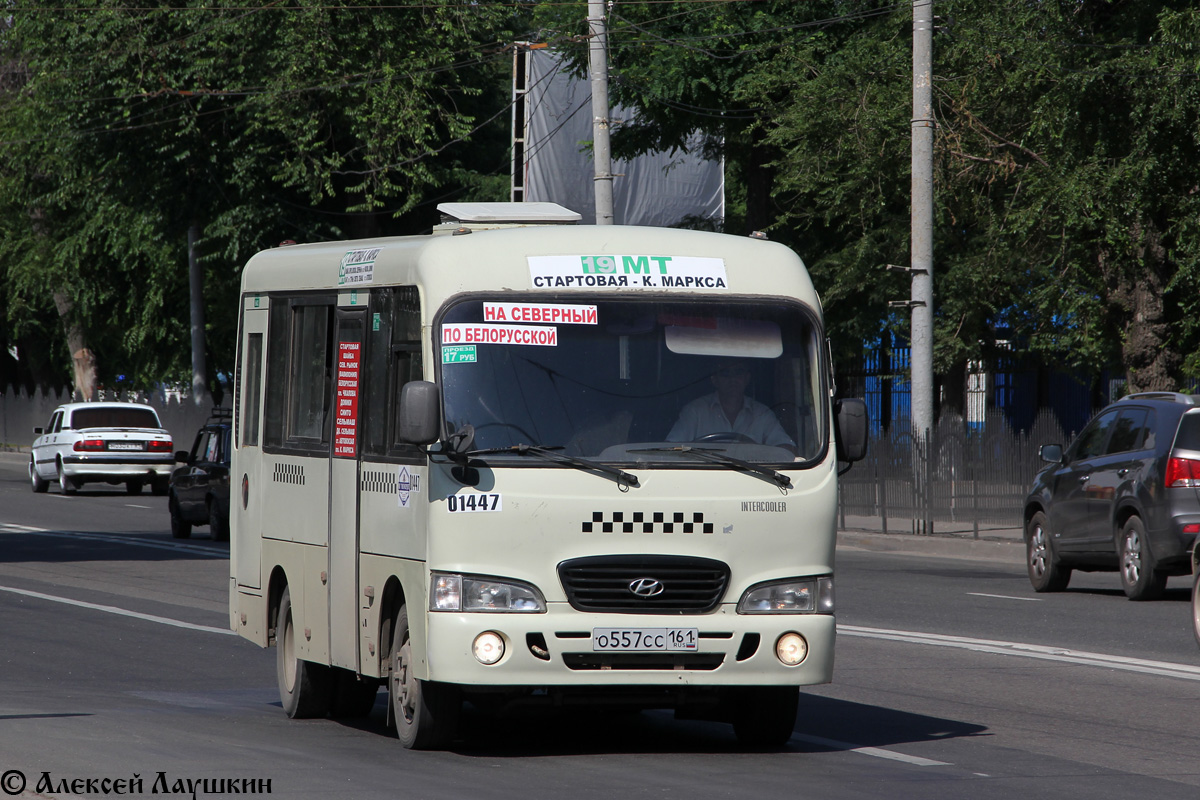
xmin=276 ymin=586 xmax=332 ymax=719
xmin=151 ymin=477 xmax=169 ymax=496
xmin=1119 ymin=516 xmax=1167 ymax=601
xmin=169 ymin=497 xmax=192 ymax=539
xmin=57 ymin=462 xmax=77 ymax=495
xmin=389 ymin=605 xmax=460 ymax=749
xmin=731 ymin=686 xmax=799 ymax=748
xmin=329 ymin=669 xmax=380 ymax=718
xmin=1026 ymin=511 xmax=1070 ymax=592
xmin=125 ymin=480 xmax=143 ymax=495
xmin=30 ymin=460 xmax=49 ymax=494
xmin=1192 ymin=571 xmax=1200 ymax=648
xmin=208 ymin=501 xmax=229 ymax=543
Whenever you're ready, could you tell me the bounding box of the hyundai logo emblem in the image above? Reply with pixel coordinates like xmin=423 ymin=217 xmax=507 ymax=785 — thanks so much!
xmin=629 ymin=577 xmax=665 ymax=598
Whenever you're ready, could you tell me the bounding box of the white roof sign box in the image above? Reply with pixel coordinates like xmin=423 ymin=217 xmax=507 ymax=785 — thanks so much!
xmin=437 ymin=202 xmax=581 ymax=224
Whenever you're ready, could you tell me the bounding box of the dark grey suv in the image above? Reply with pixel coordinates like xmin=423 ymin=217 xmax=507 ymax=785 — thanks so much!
xmin=1024 ymin=392 xmax=1200 ymax=600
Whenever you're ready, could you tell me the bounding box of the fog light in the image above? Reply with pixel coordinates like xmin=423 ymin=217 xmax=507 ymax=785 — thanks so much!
xmin=473 ymin=631 xmax=505 ymax=665
xmin=775 ymin=632 xmax=808 ymax=666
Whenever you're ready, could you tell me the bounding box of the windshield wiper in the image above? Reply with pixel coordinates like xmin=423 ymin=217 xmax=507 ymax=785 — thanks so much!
xmin=466 ymin=444 xmax=640 ymax=489
xmin=630 ymin=446 xmax=792 ymax=489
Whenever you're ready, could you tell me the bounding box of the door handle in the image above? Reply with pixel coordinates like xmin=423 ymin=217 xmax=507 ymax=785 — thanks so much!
xmin=1079 ymin=474 xmax=1091 ymax=483
xmin=1118 ymin=468 xmax=1129 ymax=478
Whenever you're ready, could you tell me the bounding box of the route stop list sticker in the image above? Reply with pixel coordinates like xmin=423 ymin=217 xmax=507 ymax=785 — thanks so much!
xmin=334 ymin=342 xmax=360 ymax=456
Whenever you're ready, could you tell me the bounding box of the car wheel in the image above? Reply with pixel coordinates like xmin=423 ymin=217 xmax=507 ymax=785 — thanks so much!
xmin=389 ymin=605 xmax=460 ymax=749
xmin=169 ymin=497 xmax=192 ymax=539
xmin=208 ymin=500 xmax=229 ymax=543
xmin=30 ymin=460 xmax=49 ymax=494
xmin=1192 ymin=571 xmax=1200 ymax=648
xmin=276 ymin=586 xmax=331 ymax=719
xmin=125 ymin=480 xmax=143 ymax=495
xmin=1119 ymin=516 xmax=1166 ymax=601
xmin=1026 ymin=511 xmax=1070 ymax=592
xmin=57 ymin=462 xmax=77 ymax=495
xmin=731 ymin=686 xmax=799 ymax=748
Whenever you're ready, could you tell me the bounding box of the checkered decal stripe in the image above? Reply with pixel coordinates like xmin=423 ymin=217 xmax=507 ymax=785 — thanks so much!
xmin=361 ymin=470 xmax=398 ymax=494
xmin=583 ymin=512 xmax=714 ymax=534
xmin=272 ymin=463 xmax=305 ymax=486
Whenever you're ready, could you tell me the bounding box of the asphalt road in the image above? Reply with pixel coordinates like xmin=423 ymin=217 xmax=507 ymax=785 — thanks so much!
xmin=1 ymin=451 xmax=1198 ymax=799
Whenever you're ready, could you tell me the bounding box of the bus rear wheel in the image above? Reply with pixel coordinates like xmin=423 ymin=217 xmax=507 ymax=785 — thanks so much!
xmin=389 ymin=605 xmax=460 ymax=749
xmin=276 ymin=586 xmax=331 ymax=719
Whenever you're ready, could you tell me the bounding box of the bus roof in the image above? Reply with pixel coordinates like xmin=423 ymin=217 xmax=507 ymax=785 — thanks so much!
xmin=240 ymin=225 xmax=822 ymax=316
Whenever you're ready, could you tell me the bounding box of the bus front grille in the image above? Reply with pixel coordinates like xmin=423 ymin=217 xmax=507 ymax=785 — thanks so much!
xmin=557 ymin=555 xmax=730 ymax=613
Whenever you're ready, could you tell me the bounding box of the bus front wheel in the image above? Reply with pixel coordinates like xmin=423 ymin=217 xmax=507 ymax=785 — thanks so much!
xmin=276 ymin=586 xmax=331 ymax=719
xmin=389 ymin=605 xmax=460 ymax=749
xmin=731 ymin=686 xmax=799 ymax=748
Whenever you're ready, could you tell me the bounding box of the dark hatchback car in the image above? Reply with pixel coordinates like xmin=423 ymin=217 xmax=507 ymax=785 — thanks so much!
xmin=1024 ymin=392 xmax=1200 ymax=600
xmin=169 ymin=409 xmax=232 ymax=541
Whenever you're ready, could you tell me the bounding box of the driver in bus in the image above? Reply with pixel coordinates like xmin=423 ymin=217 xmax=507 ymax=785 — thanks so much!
xmin=666 ymin=359 xmax=796 ymax=451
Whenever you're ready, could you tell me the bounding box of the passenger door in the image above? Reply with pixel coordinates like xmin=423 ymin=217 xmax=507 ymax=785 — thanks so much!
xmin=328 ymin=300 xmax=367 ymax=672
xmin=176 ymin=430 xmax=209 ymax=518
xmin=1049 ymin=408 xmax=1117 ymax=551
xmin=1081 ymin=407 xmax=1153 ymax=549
xmin=233 ymin=298 xmax=268 ymax=592
xmin=33 ymin=411 xmax=62 ymax=479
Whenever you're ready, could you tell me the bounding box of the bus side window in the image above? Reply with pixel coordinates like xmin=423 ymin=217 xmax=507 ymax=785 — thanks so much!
xmin=288 ymin=304 xmax=334 ymax=442
xmin=362 ymin=286 xmax=423 ymax=458
xmin=263 ymin=295 xmax=336 ymax=453
xmin=242 ymin=332 xmax=263 ymax=447
xmin=390 ymin=286 xmax=423 ymax=452
xmin=264 ymin=300 xmax=289 ymax=448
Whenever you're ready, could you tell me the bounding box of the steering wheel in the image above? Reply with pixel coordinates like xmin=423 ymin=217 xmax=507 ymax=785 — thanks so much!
xmin=696 ymin=431 xmax=755 ymax=444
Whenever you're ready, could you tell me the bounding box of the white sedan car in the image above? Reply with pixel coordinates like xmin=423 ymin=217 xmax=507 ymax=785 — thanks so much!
xmin=30 ymin=402 xmax=174 ymax=496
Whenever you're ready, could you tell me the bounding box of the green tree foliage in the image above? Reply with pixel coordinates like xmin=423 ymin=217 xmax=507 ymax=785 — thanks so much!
xmin=541 ymin=0 xmax=1200 ymax=399
xmin=0 ymin=1 xmax=519 ymax=393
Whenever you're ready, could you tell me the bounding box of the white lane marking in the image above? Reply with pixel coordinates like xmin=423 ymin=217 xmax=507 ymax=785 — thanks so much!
xmin=792 ymin=733 xmax=950 ymax=767
xmin=0 ymin=523 xmax=221 ymax=557
xmin=967 ymin=592 xmax=1042 ymax=602
xmin=125 ymin=504 xmax=152 ymax=509
xmin=839 ymin=625 xmax=1200 ymax=682
xmin=0 ymin=585 xmax=234 ymax=636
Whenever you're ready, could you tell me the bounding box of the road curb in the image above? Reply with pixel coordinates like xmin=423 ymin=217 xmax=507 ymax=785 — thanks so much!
xmin=838 ymin=529 xmax=1023 ymax=564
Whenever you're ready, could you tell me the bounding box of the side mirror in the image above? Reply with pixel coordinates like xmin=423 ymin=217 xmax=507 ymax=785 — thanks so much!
xmin=33 ymin=427 xmax=43 ymax=435
xmin=834 ymin=398 xmax=868 ymax=463
xmin=1039 ymin=444 xmax=1063 ymax=464
xmin=398 ymin=381 xmax=441 ymax=445
xmin=174 ymin=450 xmax=190 ymax=464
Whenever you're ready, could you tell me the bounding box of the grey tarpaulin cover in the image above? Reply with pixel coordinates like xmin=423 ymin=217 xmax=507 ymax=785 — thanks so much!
xmin=522 ymin=48 xmax=725 ymax=227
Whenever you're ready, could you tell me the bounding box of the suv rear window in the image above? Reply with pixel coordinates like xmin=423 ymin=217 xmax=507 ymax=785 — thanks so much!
xmin=70 ymin=407 xmax=161 ymax=430
xmin=1174 ymin=412 xmax=1200 ymax=451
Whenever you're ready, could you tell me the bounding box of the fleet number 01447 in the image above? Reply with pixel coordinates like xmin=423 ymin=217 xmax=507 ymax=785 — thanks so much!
xmin=591 ymin=628 xmax=698 ymax=652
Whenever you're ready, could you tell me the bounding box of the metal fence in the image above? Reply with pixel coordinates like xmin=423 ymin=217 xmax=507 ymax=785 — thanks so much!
xmin=1 ymin=385 xmax=217 ymax=454
xmin=838 ymin=408 xmax=1072 ymax=537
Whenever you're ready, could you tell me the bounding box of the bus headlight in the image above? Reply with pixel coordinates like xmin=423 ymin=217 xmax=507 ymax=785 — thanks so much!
xmin=737 ymin=577 xmax=834 ymax=614
xmin=431 ymin=573 xmax=546 ymax=613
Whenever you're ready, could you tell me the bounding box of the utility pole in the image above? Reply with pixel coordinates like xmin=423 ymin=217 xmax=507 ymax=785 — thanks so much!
xmin=911 ymin=0 xmax=935 ymax=533
xmin=188 ymin=223 xmax=207 ymax=405
xmin=587 ymin=0 xmax=614 ymax=225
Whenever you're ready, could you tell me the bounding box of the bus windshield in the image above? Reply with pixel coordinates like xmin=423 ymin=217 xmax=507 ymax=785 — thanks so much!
xmin=438 ymin=298 xmax=826 ymax=466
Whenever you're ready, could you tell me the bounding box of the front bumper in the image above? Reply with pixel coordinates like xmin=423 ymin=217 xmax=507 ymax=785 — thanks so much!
xmin=422 ymin=603 xmax=835 ymax=688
